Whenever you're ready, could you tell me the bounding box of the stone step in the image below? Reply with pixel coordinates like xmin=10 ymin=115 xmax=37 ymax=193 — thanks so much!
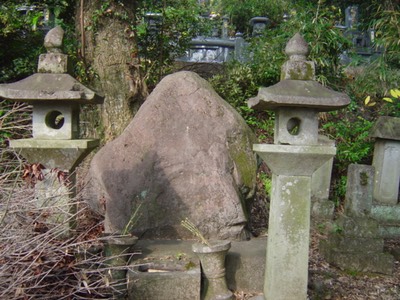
xmin=127 ymin=238 xmax=267 ymax=300
xmin=336 ymin=215 xmax=380 ymax=238
xmin=319 ymin=241 xmax=394 ymax=275
xmin=379 ymin=225 xmax=400 ymax=238
xmin=371 ymin=205 xmax=400 ymax=225
xmin=322 ymin=234 xmax=384 ymax=253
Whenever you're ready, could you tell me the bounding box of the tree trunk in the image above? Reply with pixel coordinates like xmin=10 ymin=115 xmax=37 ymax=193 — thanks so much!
xmin=77 ymin=0 xmax=147 ymax=142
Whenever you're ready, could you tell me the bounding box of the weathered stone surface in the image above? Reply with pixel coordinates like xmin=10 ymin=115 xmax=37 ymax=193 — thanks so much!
xmin=129 ymin=237 xmax=267 ymax=296
xmin=38 ymin=53 xmax=70 ymax=74
xmin=335 ymin=215 xmax=380 ymax=238
xmin=128 ymin=256 xmax=201 ymax=300
xmin=324 ymin=234 xmax=384 ymax=253
xmin=85 ymin=71 xmax=257 ymax=240
xmin=344 ymin=164 xmax=374 ymax=217
xmin=372 ymin=139 xmax=400 ymax=205
xmin=371 ymin=205 xmax=400 ymax=224
xmin=320 ymin=239 xmax=394 ymax=275
xmin=44 ymin=26 xmax=64 ymax=53
xmin=281 ymin=33 xmax=315 ymax=81
xmin=10 ymin=139 xmax=99 ymax=171
xmin=370 ymin=116 xmax=400 ymax=141
xmin=248 ymin=80 xmax=350 ymax=111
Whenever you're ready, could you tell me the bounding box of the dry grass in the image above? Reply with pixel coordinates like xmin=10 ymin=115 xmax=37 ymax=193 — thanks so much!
xmin=0 ymin=154 xmax=117 ymax=299
xmin=0 ymin=98 xmax=140 ymax=300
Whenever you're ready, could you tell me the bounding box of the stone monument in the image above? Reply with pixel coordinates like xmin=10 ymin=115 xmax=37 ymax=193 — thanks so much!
xmin=85 ymin=71 xmax=257 ymax=241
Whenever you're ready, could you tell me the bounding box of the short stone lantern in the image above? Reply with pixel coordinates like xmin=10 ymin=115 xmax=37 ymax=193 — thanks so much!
xmin=248 ymin=33 xmax=350 ymax=300
xmin=249 ymin=17 xmax=269 ymax=37
xmin=0 ymin=26 xmax=103 ymax=232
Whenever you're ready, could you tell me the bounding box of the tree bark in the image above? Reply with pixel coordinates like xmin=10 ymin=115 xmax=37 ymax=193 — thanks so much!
xmin=77 ymin=0 xmax=147 ymax=142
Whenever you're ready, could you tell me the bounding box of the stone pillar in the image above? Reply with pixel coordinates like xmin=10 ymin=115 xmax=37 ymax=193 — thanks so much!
xmin=255 ymin=144 xmax=336 ymax=299
xmin=248 ymin=33 xmax=350 ymax=299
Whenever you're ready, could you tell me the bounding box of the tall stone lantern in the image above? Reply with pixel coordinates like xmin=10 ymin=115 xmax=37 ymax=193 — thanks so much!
xmin=248 ymin=33 xmax=350 ymax=300
xmin=0 ymin=27 xmax=103 ymax=232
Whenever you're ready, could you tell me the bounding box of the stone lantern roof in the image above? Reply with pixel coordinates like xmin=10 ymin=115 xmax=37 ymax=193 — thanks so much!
xmin=0 ymin=73 xmax=103 ymax=104
xmin=248 ymin=33 xmax=350 ymax=112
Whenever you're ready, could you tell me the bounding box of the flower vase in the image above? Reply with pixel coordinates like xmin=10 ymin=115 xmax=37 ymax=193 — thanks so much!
xmin=192 ymin=240 xmax=233 ymax=300
xmin=101 ymin=234 xmax=138 ymax=298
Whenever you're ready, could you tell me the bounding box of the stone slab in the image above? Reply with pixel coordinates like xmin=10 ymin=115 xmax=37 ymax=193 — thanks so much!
xmin=0 ymin=73 xmax=104 ymax=104
xmin=225 ymin=238 xmax=266 ymax=292
xmin=370 ymin=116 xmax=400 ymax=141
xmin=248 ymin=80 xmax=350 ymax=111
xmin=320 ymin=240 xmax=394 ymax=275
xmin=311 ymin=135 xmax=335 ymax=202
xmin=323 ymin=233 xmax=384 ymax=253
xmin=336 ymin=215 xmax=380 ymax=238
xmin=128 ymin=238 xmax=267 ymax=295
xmin=378 ymin=225 xmax=400 ymax=238
xmin=371 ymin=205 xmax=400 ymax=224
xmin=253 ymin=144 xmax=336 ymax=176
xmin=311 ymin=200 xmax=335 ymax=221
xmin=10 ymin=138 xmax=99 ymax=171
xmin=390 ymin=248 xmax=400 ymax=261
xmin=128 ymin=264 xmax=201 ymax=300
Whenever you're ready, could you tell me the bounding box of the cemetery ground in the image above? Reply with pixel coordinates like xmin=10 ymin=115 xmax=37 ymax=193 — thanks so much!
xmin=1 ymin=157 xmax=399 ymax=299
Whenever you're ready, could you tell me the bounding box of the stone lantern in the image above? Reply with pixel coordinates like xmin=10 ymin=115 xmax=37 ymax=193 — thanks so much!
xmin=0 ymin=26 xmax=103 ymax=232
xmin=248 ymin=33 xmax=350 ymax=300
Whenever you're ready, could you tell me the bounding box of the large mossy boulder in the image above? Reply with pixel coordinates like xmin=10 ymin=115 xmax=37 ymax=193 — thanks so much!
xmin=85 ymin=71 xmax=257 ymax=240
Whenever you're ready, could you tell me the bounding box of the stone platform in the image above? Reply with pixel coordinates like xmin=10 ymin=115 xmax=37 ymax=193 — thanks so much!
xmin=127 ymin=237 xmax=266 ymax=299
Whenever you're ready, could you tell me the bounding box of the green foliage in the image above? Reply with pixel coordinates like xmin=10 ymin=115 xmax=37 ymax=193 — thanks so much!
xmin=0 ymin=1 xmax=74 ymax=83
xmin=331 ymin=175 xmax=347 ymax=207
xmin=371 ymin=2 xmax=400 ymax=68
xmin=323 ymin=114 xmax=373 ymax=171
xmin=210 ymin=63 xmax=258 ymax=111
xmin=215 ymin=0 xmax=290 ymax=35
xmin=210 ymin=0 xmax=351 ymax=140
xmin=285 ymin=2 xmax=351 ymax=83
xmin=345 ymin=57 xmax=400 ymax=119
xmin=381 ymin=89 xmax=400 ymax=117
xmin=332 ymin=223 xmax=343 ymax=234
xmin=259 ymin=172 xmax=272 ymax=197
xmin=137 ymin=0 xmax=208 ymax=88
xmin=0 ymin=2 xmax=44 ymax=82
